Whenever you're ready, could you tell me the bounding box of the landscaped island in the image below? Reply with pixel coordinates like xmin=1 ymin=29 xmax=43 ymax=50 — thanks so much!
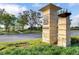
xmin=0 ymin=36 xmax=79 ymax=55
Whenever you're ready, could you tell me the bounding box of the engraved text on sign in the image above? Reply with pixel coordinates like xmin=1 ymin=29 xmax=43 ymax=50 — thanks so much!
xmin=43 ymin=15 xmax=48 ymax=25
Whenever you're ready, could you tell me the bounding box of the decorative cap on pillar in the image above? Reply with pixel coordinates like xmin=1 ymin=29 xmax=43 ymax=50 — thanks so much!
xmin=39 ymin=3 xmax=62 ymax=11
xmin=58 ymin=9 xmax=71 ymax=17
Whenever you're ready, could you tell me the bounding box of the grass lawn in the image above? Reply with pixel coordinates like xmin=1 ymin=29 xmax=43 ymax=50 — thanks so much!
xmin=0 ymin=37 xmax=79 ymax=55
xmin=0 ymin=30 xmax=42 ymax=35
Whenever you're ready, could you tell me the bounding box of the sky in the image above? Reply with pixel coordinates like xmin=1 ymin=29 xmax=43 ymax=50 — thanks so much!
xmin=0 ymin=3 xmax=79 ymax=27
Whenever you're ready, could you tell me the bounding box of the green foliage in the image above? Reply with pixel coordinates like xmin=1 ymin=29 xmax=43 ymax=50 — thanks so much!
xmin=17 ymin=11 xmax=28 ymax=30
xmin=28 ymin=9 xmax=42 ymax=31
xmin=0 ymin=8 xmax=42 ymax=32
xmin=0 ymin=9 xmax=17 ymax=32
xmin=0 ymin=31 xmax=19 ymax=35
xmin=71 ymin=36 xmax=79 ymax=44
xmin=0 ymin=29 xmax=42 ymax=35
xmin=0 ymin=38 xmax=79 ymax=55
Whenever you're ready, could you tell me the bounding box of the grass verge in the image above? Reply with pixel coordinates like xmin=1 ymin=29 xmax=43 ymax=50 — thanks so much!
xmin=0 ymin=37 xmax=79 ymax=55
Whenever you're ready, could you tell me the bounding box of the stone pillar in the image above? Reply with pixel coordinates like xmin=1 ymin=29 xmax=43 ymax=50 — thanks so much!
xmin=39 ymin=3 xmax=61 ymax=44
xmin=58 ymin=10 xmax=71 ymax=47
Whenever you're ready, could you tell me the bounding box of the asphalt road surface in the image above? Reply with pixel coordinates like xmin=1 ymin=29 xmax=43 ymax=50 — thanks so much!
xmin=0 ymin=34 xmax=42 ymax=42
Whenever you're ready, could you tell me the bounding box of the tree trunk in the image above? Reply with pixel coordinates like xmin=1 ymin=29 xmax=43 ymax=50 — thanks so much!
xmin=12 ymin=26 xmax=15 ymax=31
xmin=30 ymin=26 xmax=33 ymax=33
xmin=22 ymin=25 xmax=24 ymax=31
xmin=5 ymin=25 xmax=9 ymax=33
xmin=7 ymin=27 xmax=10 ymax=33
xmin=5 ymin=26 xmax=8 ymax=32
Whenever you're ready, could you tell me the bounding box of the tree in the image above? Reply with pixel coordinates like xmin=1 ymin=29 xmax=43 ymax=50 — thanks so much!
xmin=0 ymin=9 xmax=12 ymax=32
xmin=2 ymin=13 xmax=12 ymax=32
xmin=10 ymin=15 xmax=17 ymax=31
xmin=17 ymin=11 xmax=29 ymax=30
xmin=0 ymin=9 xmax=5 ymax=28
xmin=28 ymin=9 xmax=42 ymax=31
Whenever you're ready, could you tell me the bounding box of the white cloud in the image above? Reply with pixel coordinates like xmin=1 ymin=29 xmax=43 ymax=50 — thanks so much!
xmin=32 ymin=3 xmax=47 ymax=10
xmin=32 ymin=3 xmax=46 ymax=7
xmin=32 ymin=3 xmax=42 ymax=7
xmin=0 ymin=3 xmax=28 ymax=16
xmin=71 ymin=15 xmax=79 ymax=27
xmin=68 ymin=3 xmax=79 ymax=7
xmin=55 ymin=3 xmax=61 ymax=6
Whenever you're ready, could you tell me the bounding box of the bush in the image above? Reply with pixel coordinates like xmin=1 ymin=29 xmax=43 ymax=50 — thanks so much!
xmin=0 ymin=38 xmax=79 ymax=55
xmin=71 ymin=36 xmax=79 ymax=44
xmin=1 ymin=44 xmax=79 ymax=55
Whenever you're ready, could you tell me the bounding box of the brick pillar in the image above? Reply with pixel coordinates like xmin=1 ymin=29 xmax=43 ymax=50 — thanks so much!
xmin=58 ymin=10 xmax=71 ymax=47
xmin=39 ymin=3 xmax=61 ymax=44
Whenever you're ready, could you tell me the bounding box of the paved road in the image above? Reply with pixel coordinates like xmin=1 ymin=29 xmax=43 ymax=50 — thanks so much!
xmin=0 ymin=31 xmax=77 ymax=42
xmin=0 ymin=34 xmax=42 ymax=42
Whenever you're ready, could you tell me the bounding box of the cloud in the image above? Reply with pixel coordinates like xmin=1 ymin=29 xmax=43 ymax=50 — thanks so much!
xmin=55 ymin=3 xmax=61 ymax=6
xmin=32 ymin=3 xmax=42 ymax=7
xmin=32 ymin=3 xmax=47 ymax=7
xmin=31 ymin=3 xmax=48 ymax=10
xmin=68 ymin=3 xmax=79 ymax=7
xmin=0 ymin=3 xmax=28 ymax=16
xmin=71 ymin=15 xmax=79 ymax=27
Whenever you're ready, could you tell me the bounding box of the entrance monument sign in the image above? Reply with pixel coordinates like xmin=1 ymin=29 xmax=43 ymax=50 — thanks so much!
xmin=39 ymin=3 xmax=71 ymax=47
